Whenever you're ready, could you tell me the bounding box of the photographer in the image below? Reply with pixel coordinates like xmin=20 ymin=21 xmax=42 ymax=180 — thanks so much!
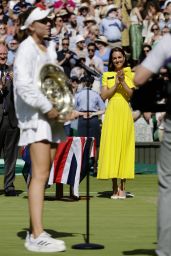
xmin=134 ymin=21 xmax=171 ymax=256
xmin=85 ymin=42 xmax=104 ymax=93
xmin=57 ymin=37 xmax=76 ymax=77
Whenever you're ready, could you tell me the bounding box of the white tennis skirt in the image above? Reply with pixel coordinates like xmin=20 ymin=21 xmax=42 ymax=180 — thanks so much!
xmin=18 ymin=119 xmax=66 ymax=146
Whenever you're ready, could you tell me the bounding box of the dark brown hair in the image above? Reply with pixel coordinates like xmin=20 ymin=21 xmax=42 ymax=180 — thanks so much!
xmin=108 ymin=47 xmax=127 ymax=71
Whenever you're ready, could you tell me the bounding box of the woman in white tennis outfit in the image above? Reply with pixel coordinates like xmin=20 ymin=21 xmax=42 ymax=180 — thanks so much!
xmin=13 ymin=7 xmax=66 ymax=252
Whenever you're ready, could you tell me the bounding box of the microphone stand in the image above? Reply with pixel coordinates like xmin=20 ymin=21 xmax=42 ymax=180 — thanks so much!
xmin=72 ymin=72 xmax=104 ymax=250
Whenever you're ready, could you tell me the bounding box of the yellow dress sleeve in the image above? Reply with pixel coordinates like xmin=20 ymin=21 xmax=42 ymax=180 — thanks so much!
xmin=102 ymin=72 xmax=116 ymax=88
xmin=124 ymin=67 xmax=135 ymax=89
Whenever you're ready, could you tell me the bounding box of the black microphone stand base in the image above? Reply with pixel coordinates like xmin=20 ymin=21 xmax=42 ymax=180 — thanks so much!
xmin=72 ymin=242 xmax=104 ymax=250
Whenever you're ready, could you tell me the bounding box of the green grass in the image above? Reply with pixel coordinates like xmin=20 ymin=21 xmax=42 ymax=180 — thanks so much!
xmin=0 ymin=174 xmax=158 ymax=256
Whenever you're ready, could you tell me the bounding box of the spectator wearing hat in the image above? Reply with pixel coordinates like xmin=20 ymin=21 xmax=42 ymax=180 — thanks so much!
xmin=159 ymin=10 xmax=171 ymax=30
xmin=94 ymin=0 xmax=107 ymax=20
xmin=99 ymin=4 xmax=126 ymax=48
xmin=82 ymin=16 xmax=97 ymax=43
xmin=57 ymin=37 xmax=77 ymax=77
xmin=77 ymin=3 xmax=91 ymax=34
xmin=53 ymin=0 xmax=76 ymax=14
xmin=55 ymin=8 xmax=69 ymax=22
xmin=74 ymin=34 xmax=87 ymax=58
xmin=85 ymin=42 xmax=104 ymax=93
xmin=163 ymin=0 xmax=171 ymax=10
xmin=95 ymin=35 xmax=111 ymax=72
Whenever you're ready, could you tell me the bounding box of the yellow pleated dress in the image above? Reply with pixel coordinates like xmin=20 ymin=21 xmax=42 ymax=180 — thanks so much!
xmin=97 ymin=67 xmax=135 ymax=180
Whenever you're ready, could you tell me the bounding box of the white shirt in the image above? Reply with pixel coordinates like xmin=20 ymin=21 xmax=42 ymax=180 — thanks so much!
xmin=13 ymin=36 xmax=56 ymax=130
xmin=142 ymin=34 xmax=171 ymax=73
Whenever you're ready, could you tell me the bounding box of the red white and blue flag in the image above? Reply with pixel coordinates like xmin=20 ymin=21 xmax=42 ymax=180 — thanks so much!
xmin=48 ymin=137 xmax=95 ymax=197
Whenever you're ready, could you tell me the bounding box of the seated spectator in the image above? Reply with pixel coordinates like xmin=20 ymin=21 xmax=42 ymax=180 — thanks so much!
xmin=7 ymin=37 xmax=19 ymax=66
xmin=77 ymin=3 xmax=91 ymax=34
xmin=66 ymin=12 xmax=79 ymax=37
xmin=70 ymin=54 xmax=87 ymax=91
xmin=95 ymin=35 xmax=111 ymax=72
xmin=7 ymin=14 xmax=20 ymax=37
xmin=161 ymin=25 xmax=170 ymax=35
xmin=74 ymin=34 xmax=87 ymax=58
xmin=145 ymin=23 xmax=162 ymax=47
xmin=0 ymin=21 xmax=13 ymax=44
xmin=88 ymin=24 xmax=100 ymax=43
xmin=83 ymin=16 xmax=97 ymax=43
xmin=139 ymin=43 xmax=152 ymax=63
xmin=142 ymin=1 xmax=164 ymax=44
xmin=99 ymin=4 xmax=126 ymax=48
xmin=159 ymin=11 xmax=171 ymax=30
xmin=51 ymin=13 xmax=68 ymax=43
xmin=94 ymin=0 xmax=107 ymax=20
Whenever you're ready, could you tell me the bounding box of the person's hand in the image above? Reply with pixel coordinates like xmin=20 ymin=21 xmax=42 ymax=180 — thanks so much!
xmin=83 ymin=112 xmax=90 ymax=118
xmin=0 ymin=77 xmax=6 ymax=91
xmin=117 ymin=70 xmax=124 ymax=83
xmin=66 ymin=110 xmax=80 ymax=120
xmin=46 ymin=107 xmax=59 ymax=120
xmin=65 ymin=52 xmax=71 ymax=60
xmin=143 ymin=112 xmax=152 ymax=124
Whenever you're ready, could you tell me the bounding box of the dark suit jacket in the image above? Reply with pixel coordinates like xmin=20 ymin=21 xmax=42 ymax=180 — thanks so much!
xmin=0 ymin=65 xmax=18 ymax=128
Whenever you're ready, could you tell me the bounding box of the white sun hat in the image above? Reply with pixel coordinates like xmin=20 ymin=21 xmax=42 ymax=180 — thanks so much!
xmin=20 ymin=7 xmax=51 ymax=30
xmin=163 ymin=0 xmax=171 ymax=9
xmin=75 ymin=34 xmax=85 ymax=44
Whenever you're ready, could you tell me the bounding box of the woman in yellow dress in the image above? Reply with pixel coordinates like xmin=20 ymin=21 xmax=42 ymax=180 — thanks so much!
xmin=97 ymin=47 xmax=135 ymax=199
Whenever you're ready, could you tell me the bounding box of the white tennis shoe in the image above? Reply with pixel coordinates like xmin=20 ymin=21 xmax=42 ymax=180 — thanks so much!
xmin=24 ymin=231 xmax=66 ymax=252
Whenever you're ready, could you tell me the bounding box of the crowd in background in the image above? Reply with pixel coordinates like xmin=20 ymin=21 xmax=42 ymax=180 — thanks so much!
xmin=0 ymin=0 xmax=170 ymax=145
